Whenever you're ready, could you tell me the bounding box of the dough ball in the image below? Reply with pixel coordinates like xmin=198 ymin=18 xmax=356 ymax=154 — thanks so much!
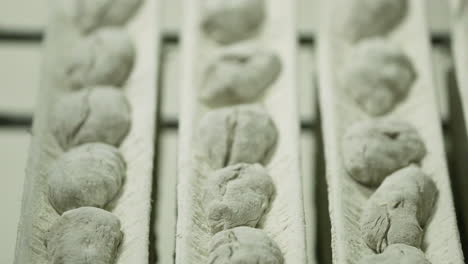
xmin=51 ymin=87 xmax=131 ymax=150
xmin=201 ymin=48 xmax=281 ymax=105
xmin=65 ymin=28 xmax=135 ymax=89
xmin=202 ymin=0 xmax=265 ymax=44
xmin=196 ymin=104 xmax=277 ymax=169
xmin=342 ymin=120 xmax=425 ymax=187
xmin=341 ymin=39 xmax=416 ymax=116
xmin=48 ymin=143 xmax=125 ymax=214
xmin=204 ymin=163 xmax=275 ymax=233
xmin=46 ymin=207 xmax=123 ymax=264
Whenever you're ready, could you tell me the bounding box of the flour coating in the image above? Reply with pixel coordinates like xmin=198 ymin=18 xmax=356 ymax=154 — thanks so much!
xmin=342 ymin=120 xmax=426 ymax=187
xmin=202 ymin=0 xmax=265 ymax=44
xmin=60 ymin=0 xmax=143 ymax=33
xmin=51 ymin=87 xmax=131 ymax=150
xmin=48 ymin=143 xmax=125 ymax=214
xmin=196 ymin=104 xmax=277 ymax=170
xmin=359 ymin=244 xmax=430 ymax=264
xmin=204 ymin=163 xmax=275 ymax=233
xmin=65 ymin=28 xmax=135 ymax=89
xmin=46 ymin=207 xmax=123 ymax=264
xmin=341 ymin=39 xmax=416 ymax=116
xmin=208 ymin=226 xmax=284 ymax=264
xmin=339 ymin=0 xmax=408 ymax=41
xmin=201 ymin=49 xmax=281 ymax=106
xmin=360 ymin=166 xmax=437 ymax=253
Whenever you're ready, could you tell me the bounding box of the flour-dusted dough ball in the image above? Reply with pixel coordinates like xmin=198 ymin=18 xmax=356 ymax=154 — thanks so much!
xmin=201 ymin=49 xmax=281 ymax=105
xmin=46 ymin=207 xmax=123 ymax=264
xmin=60 ymin=0 xmax=144 ymax=33
xmin=208 ymin=227 xmax=284 ymax=264
xmin=202 ymin=0 xmax=265 ymax=44
xmin=360 ymin=166 xmax=437 ymax=253
xmin=340 ymin=0 xmax=408 ymax=42
xmin=196 ymin=104 xmax=277 ymax=169
xmin=342 ymin=120 xmax=426 ymax=187
xmin=48 ymin=143 xmax=125 ymax=214
xmin=359 ymin=244 xmax=430 ymax=264
xmin=204 ymin=163 xmax=275 ymax=233
xmin=65 ymin=28 xmax=135 ymax=89
xmin=51 ymin=87 xmax=131 ymax=150
xmin=341 ymin=39 xmax=416 ymax=116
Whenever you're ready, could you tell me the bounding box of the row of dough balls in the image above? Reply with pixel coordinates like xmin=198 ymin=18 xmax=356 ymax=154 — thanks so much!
xmin=339 ymin=0 xmax=415 ymax=116
xmin=43 ymin=0 xmax=143 ymax=263
xmin=196 ymin=98 xmax=283 ymax=264
xmin=197 ymin=105 xmax=277 ymax=234
xmin=338 ymin=1 xmax=436 ymax=262
xmin=196 ymin=1 xmax=284 ymax=262
xmin=342 ymin=104 xmax=436 ymax=263
xmin=200 ymin=0 xmax=282 ymax=107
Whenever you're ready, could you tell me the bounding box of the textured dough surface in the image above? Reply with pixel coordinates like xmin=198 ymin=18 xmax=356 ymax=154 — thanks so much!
xmin=208 ymin=226 xmax=284 ymax=264
xmin=359 ymin=244 xmax=430 ymax=264
xmin=59 ymin=0 xmax=144 ymax=34
xmin=65 ymin=28 xmax=135 ymax=89
xmin=13 ymin=0 xmax=157 ymax=263
xmin=46 ymin=207 xmax=123 ymax=264
xmin=342 ymin=120 xmax=426 ymax=187
xmin=318 ymin=0 xmax=464 ymax=263
xmin=51 ymin=87 xmax=131 ymax=150
xmin=203 ymin=163 xmax=275 ymax=233
xmin=341 ymin=38 xmax=416 ymax=116
xmin=201 ymin=48 xmax=281 ymax=106
xmin=339 ymin=0 xmax=408 ymax=41
xmin=202 ymin=0 xmax=265 ymax=44
xmin=47 ymin=143 xmax=126 ymax=214
xmin=176 ymin=1 xmax=307 ymax=263
xmin=196 ymin=104 xmax=277 ymax=170
xmin=360 ymin=166 xmax=437 ymax=253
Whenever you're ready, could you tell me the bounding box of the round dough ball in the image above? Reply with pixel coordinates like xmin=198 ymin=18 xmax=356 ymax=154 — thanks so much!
xmin=339 ymin=0 xmax=408 ymax=42
xmin=46 ymin=207 xmax=123 ymax=264
xmin=361 ymin=167 xmax=437 ymax=252
xmin=342 ymin=120 xmax=426 ymax=187
xmin=360 ymin=165 xmax=437 ymax=253
xmin=201 ymin=49 xmax=281 ymax=106
xmin=202 ymin=0 xmax=265 ymax=44
xmin=51 ymin=87 xmax=131 ymax=150
xmin=341 ymin=39 xmax=416 ymax=116
xmin=208 ymin=226 xmax=284 ymax=264
xmin=196 ymin=104 xmax=278 ymax=170
xmin=359 ymin=244 xmax=430 ymax=264
xmin=59 ymin=0 xmax=143 ymax=33
xmin=65 ymin=28 xmax=135 ymax=89
xmin=48 ymin=143 xmax=125 ymax=214
xmin=203 ymin=163 xmax=275 ymax=233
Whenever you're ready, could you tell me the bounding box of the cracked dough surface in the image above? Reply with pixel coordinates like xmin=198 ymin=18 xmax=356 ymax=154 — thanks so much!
xmin=360 ymin=166 xmax=437 ymax=253
xmin=203 ymin=163 xmax=275 ymax=233
xmin=51 ymin=87 xmax=131 ymax=150
xmin=342 ymin=120 xmax=426 ymax=187
xmin=196 ymin=104 xmax=277 ymax=170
